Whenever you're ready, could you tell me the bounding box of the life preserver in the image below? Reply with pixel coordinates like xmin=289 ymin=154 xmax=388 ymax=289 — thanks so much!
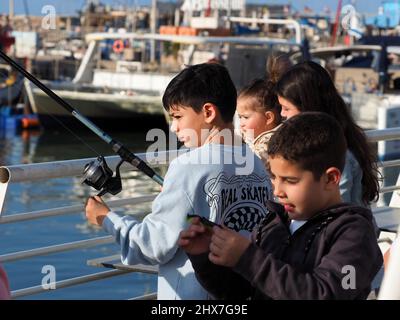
xmin=113 ymin=40 xmax=124 ymax=53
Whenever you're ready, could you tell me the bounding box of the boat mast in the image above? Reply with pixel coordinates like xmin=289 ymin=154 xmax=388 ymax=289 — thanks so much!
xmin=8 ymin=0 xmax=14 ymax=28
xmin=330 ymin=0 xmax=342 ymax=46
xmin=9 ymin=0 xmax=14 ymax=18
xmin=150 ymin=0 xmax=157 ymax=62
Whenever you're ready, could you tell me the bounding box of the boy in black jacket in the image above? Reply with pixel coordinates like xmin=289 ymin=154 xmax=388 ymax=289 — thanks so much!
xmin=179 ymin=112 xmax=383 ymax=299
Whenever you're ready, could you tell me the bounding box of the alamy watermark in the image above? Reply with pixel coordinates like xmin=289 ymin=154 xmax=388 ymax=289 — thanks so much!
xmin=145 ymin=128 xmax=255 ymax=175
xmin=41 ymin=265 xmax=56 ymax=290
xmin=41 ymin=5 xmax=56 ymax=30
xmin=341 ymin=265 xmax=356 ymax=290
xmin=340 ymin=4 xmax=363 ymax=38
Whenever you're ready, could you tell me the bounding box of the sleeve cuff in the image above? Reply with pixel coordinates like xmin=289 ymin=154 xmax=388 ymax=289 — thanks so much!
xmin=102 ymin=211 xmax=122 ymax=237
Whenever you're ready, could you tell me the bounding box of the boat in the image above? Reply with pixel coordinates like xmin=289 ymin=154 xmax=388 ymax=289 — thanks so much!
xmin=291 ymin=36 xmax=400 ymax=160
xmin=25 ymin=16 xmax=306 ymax=130
xmin=24 ymin=35 xmax=174 ymax=130
xmin=0 ymin=64 xmax=23 ymax=106
xmin=25 ymin=79 xmax=169 ymax=130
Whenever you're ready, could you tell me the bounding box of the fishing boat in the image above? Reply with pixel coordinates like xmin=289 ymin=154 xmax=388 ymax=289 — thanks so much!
xmin=25 ymin=17 xmax=305 ymax=130
xmin=24 ymin=34 xmax=173 ymax=130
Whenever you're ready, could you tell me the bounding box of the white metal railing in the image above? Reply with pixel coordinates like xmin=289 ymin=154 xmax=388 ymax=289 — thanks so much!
xmin=0 ymin=236 xmax=114 ymax=263
xmin=224 ymin=17 xmax=302 ymax=44
xmin=0 ymin=149 xmax=186 ymax=214
xmin=0 ymin=149 xmax=186 ymax=299
xmin=1 ymin=129 xmax=400 ymax=299
xmin=367 ymin=128 xmax=400 ymax=195
xmin=85 ymin=32 xmax=302 ymax=47
xmin=0 ymin=195 xmax=157 ymax=224
xmin=11 ymin=269 xmax=130 ymax=299
xmin=366 ymin=127 xmax=400 ymax=143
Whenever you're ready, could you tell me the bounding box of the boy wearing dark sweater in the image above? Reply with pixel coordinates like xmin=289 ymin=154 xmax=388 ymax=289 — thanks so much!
xmin=179 ymin=112 xmax=383 ymax=299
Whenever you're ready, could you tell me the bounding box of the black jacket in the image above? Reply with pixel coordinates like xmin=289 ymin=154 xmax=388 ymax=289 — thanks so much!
xmin=189 ymin=201 xmax=383 ymax=300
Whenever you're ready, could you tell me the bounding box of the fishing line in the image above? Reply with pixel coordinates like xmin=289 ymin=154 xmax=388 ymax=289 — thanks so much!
xmin=0 ymin=54 xmax=101 ymax=156
xmin=29 ymin=88 xmax=102 ymax=157
xmin=0 ymin=50 xmax=164 ymax=188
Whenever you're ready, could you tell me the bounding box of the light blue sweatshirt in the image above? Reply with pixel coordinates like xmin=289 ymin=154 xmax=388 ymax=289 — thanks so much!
xmin=103 ymin=143 xmax=272 ymax=299
xmin=341 ymin=150 xmax=379 ymax=235
xmin=340 ymin=150 xmax=364 ymax=207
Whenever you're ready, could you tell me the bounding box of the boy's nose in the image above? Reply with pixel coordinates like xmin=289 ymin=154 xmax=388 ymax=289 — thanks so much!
xmin=273 ymin=183 xmax=285 ymax=199
xmin=170 ymin=121 xmax=178 ymax=133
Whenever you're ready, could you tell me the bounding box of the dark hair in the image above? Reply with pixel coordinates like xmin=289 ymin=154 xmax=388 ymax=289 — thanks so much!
xmin=267 ymin=112 xmax=347 ymax=180
xmin=266 ymin=53 xmax=293 ymax=83
xmin=238 ymin=79 xmax=281 ymax=123
xmin=162 ymin=63 xmax=237 ymax=123
xmin=276 ymin=61 xmax=380 ymax=204
xmin=237 ymin=54 xmax=292 ymax=122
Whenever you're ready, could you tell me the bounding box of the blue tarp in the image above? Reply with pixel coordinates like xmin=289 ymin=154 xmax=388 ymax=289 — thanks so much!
xmin=366 ymin=1 xmax=400 ymax=28
xmin=233 ymin=24 xmax=260 ymax=35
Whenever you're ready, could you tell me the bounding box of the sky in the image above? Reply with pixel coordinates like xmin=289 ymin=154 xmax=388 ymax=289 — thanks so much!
xmin=0 ymin=0 xmax=385 ymax=16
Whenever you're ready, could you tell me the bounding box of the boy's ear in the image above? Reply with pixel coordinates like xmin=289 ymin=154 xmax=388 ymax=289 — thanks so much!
xmin=203 ymin=103 xmax=217 ymax=124
xmin=324 ymin=167 xmax=341 ymax=188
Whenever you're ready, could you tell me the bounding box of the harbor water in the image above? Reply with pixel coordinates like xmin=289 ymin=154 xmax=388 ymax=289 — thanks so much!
xmin=0 ymin=127 xmax=169 ymax=299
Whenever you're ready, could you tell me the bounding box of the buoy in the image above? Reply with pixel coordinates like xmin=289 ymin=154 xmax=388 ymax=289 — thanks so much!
xmin=112 ymin=40 xmax=124 ymax=53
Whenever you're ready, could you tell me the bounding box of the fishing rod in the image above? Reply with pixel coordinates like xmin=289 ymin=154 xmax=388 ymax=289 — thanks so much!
xmin=0 ymin=50 xmax=164 ymax=195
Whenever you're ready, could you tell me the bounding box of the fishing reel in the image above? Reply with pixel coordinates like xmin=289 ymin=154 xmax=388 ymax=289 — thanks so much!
xmin=82 ymin=156 xmax=124 ymax=196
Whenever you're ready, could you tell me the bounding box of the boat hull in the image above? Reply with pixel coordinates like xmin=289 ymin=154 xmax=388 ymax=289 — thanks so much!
xmin=29 ymin=87 xmax=168 ymax=130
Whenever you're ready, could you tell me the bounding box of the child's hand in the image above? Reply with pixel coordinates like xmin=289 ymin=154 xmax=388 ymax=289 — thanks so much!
xmin=178 ymin=217 xmax=212 ymax=255
xmin=209 ymin=226 xmax=251 ymax=267
xmin=85 ymin=196 xmax=110 ymax=226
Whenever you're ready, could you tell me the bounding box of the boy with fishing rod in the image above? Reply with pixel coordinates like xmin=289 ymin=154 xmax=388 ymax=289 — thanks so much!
xmin=85 ymin=63 xmax=273 ymax=299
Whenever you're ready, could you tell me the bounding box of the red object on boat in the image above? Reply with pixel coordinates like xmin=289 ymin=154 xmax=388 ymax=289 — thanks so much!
xmin=112 ymin=40 xmax=124 ymax=53
xmin=0 ymin=35 xmax=15 ymax=51
xmin=21 ymin=117 xmax=40 ymax=129
xmin=330 ymin=0 xmax=343 ymax=46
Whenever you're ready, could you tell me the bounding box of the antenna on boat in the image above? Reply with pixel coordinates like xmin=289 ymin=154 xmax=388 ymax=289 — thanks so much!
xmin=378 ymin=41 xmax=389 ymax=94
xmin=330 ymin=0 xmax=343 ymax=46
xmin=0 ymin=50 xmax=164 ymax=189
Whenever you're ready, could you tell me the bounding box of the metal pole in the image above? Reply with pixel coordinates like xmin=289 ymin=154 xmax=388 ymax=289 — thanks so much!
xmin=9 ymin=0 xmax=14 ymax=22
xmin=226 ymin=17 xmax=302 ymax=45
xmin=331 ymin=0 xmax=343 ymax=46
xmin=0 ymin=236 xmax=114 ymax=263
xmin=0 ymin=195 xmax=156 ymax=224
xmin=11 ymin=270 xmax=130 ymax=299
xmin=226 ymin=0 xmax=232 ymax=29
xmin=150 ymin=0 xmax=157 ymax=62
